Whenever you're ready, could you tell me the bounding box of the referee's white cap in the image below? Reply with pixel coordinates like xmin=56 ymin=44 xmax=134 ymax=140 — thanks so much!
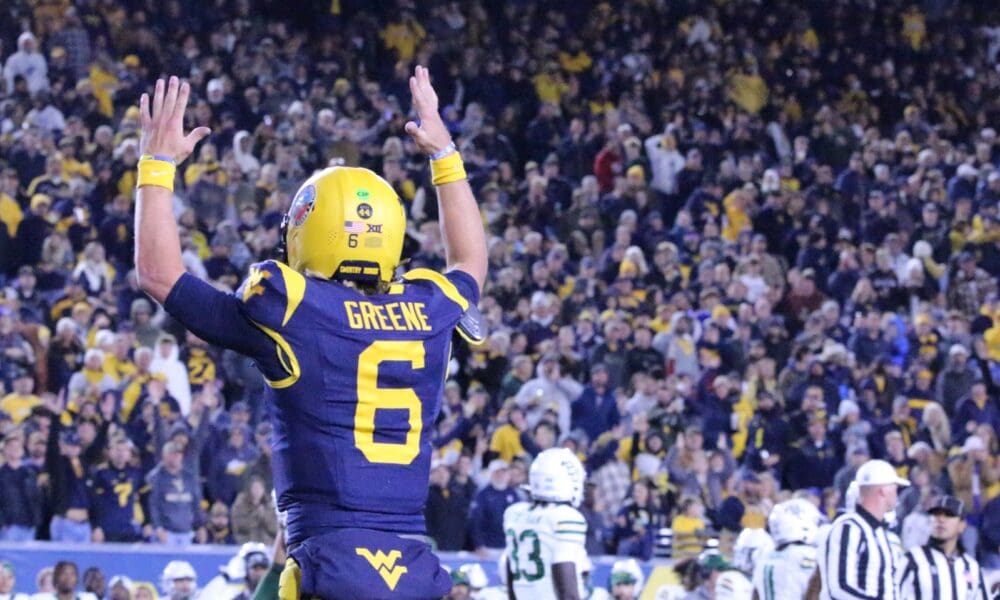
xmin=854 ymin=459 xmax=911 ymax=487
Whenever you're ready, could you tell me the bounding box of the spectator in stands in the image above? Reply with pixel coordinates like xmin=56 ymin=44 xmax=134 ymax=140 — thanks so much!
xmin=425 ymin=460 xmax=472 ymax=551
xmin=614 ymin=478 xmax=662 ymax=560
xmin=3 ymin=32 xmax=47 ymax=95
xmin=47 ymin=318 xmax=84 ymax=394
xmin=149 ymin=335 xmax=190 ymax=416
xmin=785 ymin=412 xmax=842 ymax=490
xmin=468 ymin=459 xmax=518 ymax=556
xmin=715 ymin=471 xmax=767 ymax=533
xmin=146 ymin=441 xmax=202 ymax=546
xmin=204 ymin=501 xmax=235 ymax=545
xmin=952 ymin=381 xmax=1000 ymax=445
xmin=666 ymin=426 xmax=705 ymax=483
xmin=515 ymin=353 xmax=582 ymax=438
xmin=1 ymin=368 xmax=40 ymax=425
xmin=936 ymin=344 xmax=978 ymax=414
xmin=207 ymin=423 xmax=258 ymax=506
xmin=46 ymin=428 xmax=91 ymax=543
xmin=670 ymin=494 xmax=713 ymax=559
xmin=128 ymin=299 xmax=160 ymax=349
xmin=981 ymin=493 xmax=1000 ymax=570
xmin=488 ymin=405 xmax=527 ymax=464
xmin=66 ymin=349 xmax=114 ymax=400
xmin=88 ymin=435 xmax=144 ymax=543
xmin=571 ymin=363 xmax=619 ymax=441
xmin=947 ymin=435 xmax=999 ymax=556
xmin=742 ymin=390 xmax=792 ymax=477
xmin=230 ymin=475 xmax=276 ymax=545
xmin=0 ymin=427 xmax=42 ymax=541
xmin=241 ymin=421 xmax=274 ymax=492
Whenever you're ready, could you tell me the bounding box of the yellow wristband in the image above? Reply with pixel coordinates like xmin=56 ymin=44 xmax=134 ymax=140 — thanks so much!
xmin=137 ymin=159 xmax=176 ymax=192
xmin=430 ymin=152 xmax=467 ymax=186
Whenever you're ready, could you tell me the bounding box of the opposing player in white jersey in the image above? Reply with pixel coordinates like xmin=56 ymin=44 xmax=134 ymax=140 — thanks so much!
xmin=753 ymin=498 xmax=822 ymax=600
xmin=503 ymin=447 xmax=588 ymax=600
xmin=606 ymin=558 xmax=644 ymax=599
xmin=719 ymin=528 xmax=773 ymax=600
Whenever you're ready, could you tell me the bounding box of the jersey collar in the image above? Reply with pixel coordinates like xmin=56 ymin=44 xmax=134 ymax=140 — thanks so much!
xmin=855 ymin=505 xmax=884 ymax=529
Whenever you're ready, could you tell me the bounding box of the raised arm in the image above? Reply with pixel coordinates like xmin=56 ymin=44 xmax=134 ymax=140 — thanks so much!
xmin=134 ymin=76 xmax=211 ymax=303
xmin=403 ymin=66 xmax=487 ymax=292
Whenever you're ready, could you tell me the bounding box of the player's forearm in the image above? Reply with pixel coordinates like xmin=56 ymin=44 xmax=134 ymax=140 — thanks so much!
xmin=552 ymin=562 xmax=581 ymax=600
xmin=437 ymin=178 xmax=487 ymax=291
xmin=135 ymin=185 xmax=184 ymax=304
xmin=506 ymin=559 xmax=516 ymax=600
xmin=804 ymin=569 xmax=821 ymax=600
xmin=134 ymin=76 xmax=210 ymax=303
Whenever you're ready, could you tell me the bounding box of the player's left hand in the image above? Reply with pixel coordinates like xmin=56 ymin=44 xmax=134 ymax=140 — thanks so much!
xmin=404 ymin=65 xmax=451 ymax=156
xmin=139 ymin=75 xmax=211 ymax=164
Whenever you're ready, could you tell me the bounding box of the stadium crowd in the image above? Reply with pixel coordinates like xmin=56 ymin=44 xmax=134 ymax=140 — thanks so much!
xmin=2 ymin=0 xmax=1000 ymax=595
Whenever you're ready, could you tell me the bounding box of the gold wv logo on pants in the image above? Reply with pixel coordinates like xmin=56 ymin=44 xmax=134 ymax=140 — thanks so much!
xmin=355 ymin=548 xmax=408 ymax=590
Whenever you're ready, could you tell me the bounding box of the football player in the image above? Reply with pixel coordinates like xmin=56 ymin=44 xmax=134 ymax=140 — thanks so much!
xmin=160 ymin=561 xmax=197 ymax=600
xmin=718 ymin=528 xmax=773 ymax=600
xmin=134 ymin=66 xmax=486 ymax=600
xmin=606 ymin=558 xmax=644 ymax=600
xmin=753 ymin=498 xmax=821 ymax=600
xmin=503 ymin=448 xmax=589 ymax=600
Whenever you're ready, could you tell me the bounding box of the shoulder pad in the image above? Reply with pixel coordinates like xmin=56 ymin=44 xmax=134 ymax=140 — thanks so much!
xmin=402 ymin=268 xmax=471 ymax=310
xmin=551 ymin=505 xmax=588 ymax=537
xmin=401 ymin=269 xmax=481 ymax=340
xmin=550 ymin=504 xmax=586 ymax=523
xmin=237 ymin=260 xmax=306 ymax=330
xmin=503 ymin=501 xmax=527 ymax=524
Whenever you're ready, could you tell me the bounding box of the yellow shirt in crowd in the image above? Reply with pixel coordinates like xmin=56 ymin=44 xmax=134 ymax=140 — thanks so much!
xmin=0 ymin=192 xmax=22 ymax=237
xmin=381 ymin=20 xmax=425 ymax=61
xmin=489 ymin=423 xmax=525 ymax=463
xmin=1 ymin=393 xmax=41 ymax=424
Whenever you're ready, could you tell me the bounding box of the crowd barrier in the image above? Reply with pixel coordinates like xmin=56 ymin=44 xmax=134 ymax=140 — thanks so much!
xmin=0 ymin=542 xmax=680 ymax=596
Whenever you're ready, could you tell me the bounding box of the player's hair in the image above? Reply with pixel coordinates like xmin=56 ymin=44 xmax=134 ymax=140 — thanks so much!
xmin=53 ymin=561 xmax=77 ymax=578
xmin=675 ymin=557 xmax=701 ymax=591
xmin=336 ymin=278 xmax=392 ymax=296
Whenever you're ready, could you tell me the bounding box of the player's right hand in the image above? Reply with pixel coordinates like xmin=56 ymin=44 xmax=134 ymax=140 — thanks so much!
xmin=139 ymin=75 xmax=211 ymax=164
xmin=404 ymin=66 xmax=451 ymax=157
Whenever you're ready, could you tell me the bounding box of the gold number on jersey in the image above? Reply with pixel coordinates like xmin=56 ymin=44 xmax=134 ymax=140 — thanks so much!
xmin=354 ymin=340 xmax=424 ymax=464
xmin=113 ymin=482 xmax=133 ymax=508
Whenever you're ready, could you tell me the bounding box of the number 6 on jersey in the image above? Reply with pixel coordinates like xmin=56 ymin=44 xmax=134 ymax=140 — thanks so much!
xmin=354 ymin=340 xmax=424 ymax=464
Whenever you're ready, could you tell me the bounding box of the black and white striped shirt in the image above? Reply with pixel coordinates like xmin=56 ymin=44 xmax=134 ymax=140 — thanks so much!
xmin=899 ymin=543 xmax=990 ymax=600
xmin=819 ymin=506 xmax=900 ymax=600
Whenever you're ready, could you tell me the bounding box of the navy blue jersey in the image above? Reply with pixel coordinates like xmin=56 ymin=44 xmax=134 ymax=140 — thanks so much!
xmin=88 ymin=464 xmax=145 ymax=536
xmin=164 ymin=261 xmax=478 ymax=545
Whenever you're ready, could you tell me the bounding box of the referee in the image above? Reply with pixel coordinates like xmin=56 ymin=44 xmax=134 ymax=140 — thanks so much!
xmin=819 ymin=459 xmax=908 ymax=600
xmin=899 ymin=495 xmax=990 ymax=600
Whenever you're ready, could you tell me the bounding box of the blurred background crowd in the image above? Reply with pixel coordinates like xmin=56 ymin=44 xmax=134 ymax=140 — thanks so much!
xmin=2 ymin=0 xmax=1000 ymax=595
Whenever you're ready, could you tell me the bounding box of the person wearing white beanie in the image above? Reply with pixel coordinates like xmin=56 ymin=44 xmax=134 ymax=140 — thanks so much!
xmin=3 ymin=32 xmax=49 ymax=95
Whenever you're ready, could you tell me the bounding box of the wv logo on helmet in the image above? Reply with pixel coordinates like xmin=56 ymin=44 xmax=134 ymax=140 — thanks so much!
xmin=355 ymin=547 xmax=407 ymax=590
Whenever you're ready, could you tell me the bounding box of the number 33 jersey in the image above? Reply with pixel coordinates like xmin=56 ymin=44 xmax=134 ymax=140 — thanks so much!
xmin=235 ymin=260 xmax=479 ymax=544
xmin=503 ymin=502 xmax=589 ymax=600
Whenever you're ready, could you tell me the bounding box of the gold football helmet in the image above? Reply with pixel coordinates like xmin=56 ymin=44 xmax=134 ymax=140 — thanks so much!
xmin=279 ymin=167 xmax=406 ymax=283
